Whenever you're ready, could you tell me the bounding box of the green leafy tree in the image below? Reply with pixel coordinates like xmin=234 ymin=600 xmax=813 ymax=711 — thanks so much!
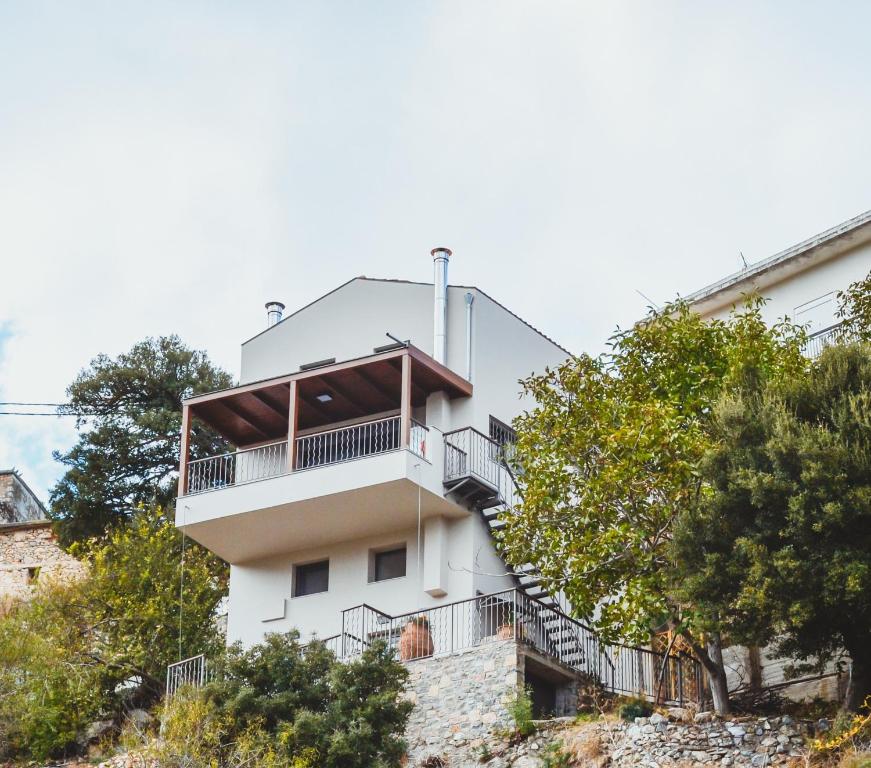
xmin=837 ymin=270 xmax=871 ymax=342
xmin=498 ymin=298 xmax=806 ymax=713
xmin=50 ymin=335 xmax=232 ymax=545
xmin=674 ymin=341 xmax=871 ymax=711
xmin=0 ymin=507 xmax=225 ymax=759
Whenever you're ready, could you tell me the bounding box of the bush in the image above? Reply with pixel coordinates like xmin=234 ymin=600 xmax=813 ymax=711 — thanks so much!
xmin=617 ymin=697 xmax=654 ymax=721
xmin=506 ymin=687 xmax=536 ymax=738
xmin=0 ymin=506 xmax=225 ymax=761
xmin=155 ymin=633 xmax=412 ymax=768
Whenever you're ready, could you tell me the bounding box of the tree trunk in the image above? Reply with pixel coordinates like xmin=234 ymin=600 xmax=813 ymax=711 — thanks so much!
xmin=681 ymin=629 xmax=731 ymax=715
xmin=747 ymin=645 xmax=763 ymax=692
xmin=706 ymin=633 xmax=731 ymax=716
xmin=843 ymin=648 xmax=871 ymax=713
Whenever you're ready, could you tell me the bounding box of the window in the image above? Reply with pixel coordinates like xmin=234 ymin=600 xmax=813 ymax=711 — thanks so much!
xmin=293 ymin=560 xmax=329 ymax=597
xmin=371 ymin=546 xmax=406 ymax=582
xmin=26 ymin=566 xmax=41 ymax=584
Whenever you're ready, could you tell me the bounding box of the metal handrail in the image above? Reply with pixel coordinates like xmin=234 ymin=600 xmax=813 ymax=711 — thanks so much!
xmin=186 ymin=440 xmax=289 ymax=495
xmin=295 ymin=415 xmax=401 ymax=469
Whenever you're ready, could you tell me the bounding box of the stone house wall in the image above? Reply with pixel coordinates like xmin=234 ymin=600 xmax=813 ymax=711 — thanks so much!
xmin=0 ymin=522 xmax=86 ymax=612
xmin=0 ymin=471 xmax=45 ymax=524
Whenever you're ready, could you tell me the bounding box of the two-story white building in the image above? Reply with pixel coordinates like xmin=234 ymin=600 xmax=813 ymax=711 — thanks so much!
xmin=176 ymin=249 xmax=569 ymax=650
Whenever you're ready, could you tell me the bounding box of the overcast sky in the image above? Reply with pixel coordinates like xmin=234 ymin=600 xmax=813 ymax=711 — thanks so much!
xmin=2 ymin=1 xmax=871 ymax=503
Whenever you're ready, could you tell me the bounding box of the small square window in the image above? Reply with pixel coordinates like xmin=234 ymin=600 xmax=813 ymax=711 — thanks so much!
xmin=372 ymin=546 xmax=406 ymax=582
xmin=293 ymin=560 xmax=329 ymax=597
xmin=26 ymin=566 xmax=41 ymax=584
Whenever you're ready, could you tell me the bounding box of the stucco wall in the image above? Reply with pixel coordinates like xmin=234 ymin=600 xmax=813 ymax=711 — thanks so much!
xmin=225 ymin=515 xmax=513 ymax=647
xmin=699 ymin=241 xmax=871 ymax=329
xmin=0 ymin=523 xmax=86 ymax=613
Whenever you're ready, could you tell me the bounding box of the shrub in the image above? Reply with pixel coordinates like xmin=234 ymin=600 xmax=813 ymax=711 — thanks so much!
xmin=617 ymin=697 xmax=653 ymax=721
xmin=506 ymin=687 xmax=536 ymax=738
xmin=157 ymin=633 xmax=412 ymax=768
xmin=540 ymin=740 xmax=572 ymax=768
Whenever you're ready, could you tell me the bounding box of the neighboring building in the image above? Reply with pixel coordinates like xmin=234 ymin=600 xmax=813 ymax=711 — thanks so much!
xmin=173 ymin=250 xmax=703 ymax=716
xmin=685 ymin=210 xmax=871 ymax=701
xmin=0 ymin=470 xmax=85 ymax=613
xmin=685 ymin=208 xmax=871 ymax=353
xmin=1 ymin=468 xmax=46 ymax=523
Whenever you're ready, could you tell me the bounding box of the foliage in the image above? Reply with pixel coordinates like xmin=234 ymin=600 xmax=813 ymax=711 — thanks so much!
xmin=50 ymin=335 xmax=232 ymax=545
xmin=837 ymin=271 xmax=871 ymax=342
xmin=187 ymin=633 xmax=412 ymax=768
xmin=617 ymin=697 xmax=653 ymax=721
xmin=675 ymin=342 xmax=871 ymax=710
xmin=810 ymin=697 xmax=871 ymax=754
xmin=540 ymin=740 xmax=572 ymax=768
xmin=500 ymin=298 xmax=805 ymax=647
xmin=0 ymin=507 xmax=225 ymax=760
xmin=506 ymin=686 xmax=536 ymax=738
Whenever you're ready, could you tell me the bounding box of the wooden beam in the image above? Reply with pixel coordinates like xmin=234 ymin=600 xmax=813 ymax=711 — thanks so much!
xmin=320 ymin=373 xmax=370 ymax=417
xmin=214 ymin=399 xmax=271 ymax=441
xmin=178 ymin=404 xmax=191 ymax=496
xmin=288 ymin=380 xmax=299 ymax=471
xmin=250 ymin=389 xmax=288 ymax=420
xmin=386 ymin=357 xmax=427 ymax=402
xmin=400 ymin=353 xmax=412 ymax=448
xmin=297 ymin=390 xmax=332 ymax=420
xmin=352 ymin=366 xmax=399 ymax=409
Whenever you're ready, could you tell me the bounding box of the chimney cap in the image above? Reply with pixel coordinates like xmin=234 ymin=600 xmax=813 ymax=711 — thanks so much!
xmin=431 ymin=247 xmax=452 ymax=258
xmin=265 ymin=300 xmax=286 ymax=310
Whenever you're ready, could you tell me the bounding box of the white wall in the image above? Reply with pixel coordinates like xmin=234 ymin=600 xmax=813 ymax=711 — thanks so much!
xmin=700 ymin=242 xmax=871 ymax=329
xmin=227 ymin=515 xmax=519 ymax=647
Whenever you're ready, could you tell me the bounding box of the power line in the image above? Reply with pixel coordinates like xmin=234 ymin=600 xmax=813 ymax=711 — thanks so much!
xmin=0 ymin=402 xmax=69 ymax=407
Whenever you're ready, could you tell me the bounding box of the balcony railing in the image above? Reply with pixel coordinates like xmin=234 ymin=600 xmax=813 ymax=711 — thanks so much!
xmin=165 ymin=653 xmax=214 ymax=698
xmin=186 ymin=440 xmax=289 ymax=495
xmin=184 ymin=416 xmax=428 ymax=495
xmin=803 ymin=322 xmax=844 ymax=359
xmin=444 ymin=427 xmax=518 ymax=509
xmin=339 ymin=589 xmax=703 ymax=707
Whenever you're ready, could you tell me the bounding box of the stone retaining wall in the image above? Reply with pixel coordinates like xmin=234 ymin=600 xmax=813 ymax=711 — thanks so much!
xmin=404 ymin=639 xmax=522 ymax=766
xmin=601 ymin=711 xmax=807 ymax=766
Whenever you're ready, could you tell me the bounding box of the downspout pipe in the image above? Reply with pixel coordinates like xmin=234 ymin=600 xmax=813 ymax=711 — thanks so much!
xmin=432 ymin=248 xmax=451 ymax=365
xmin=464 ymin=291 xmax=474 ymax=382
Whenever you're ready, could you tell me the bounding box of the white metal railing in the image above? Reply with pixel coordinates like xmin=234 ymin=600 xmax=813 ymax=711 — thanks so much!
xmin=186 ymin=441 xmax=288 ymax=495
xmin=166 ymin=654 xmax=213 ymax=697
xmin=802 ymin=322 xmax=844 ymax=359
xmin=410 ymin=419 xmax=428 ymax=459
xmin=295 ymin=415 xmax=401 ymax=469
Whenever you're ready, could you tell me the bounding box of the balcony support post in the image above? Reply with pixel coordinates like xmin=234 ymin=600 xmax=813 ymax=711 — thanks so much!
xmin=178 ymin=404 xmax=191 ymax=495
xmin=400 ymin=353 xmax=412 ymax=448
xmin=287 ymin=380 xmax=299 ymax=471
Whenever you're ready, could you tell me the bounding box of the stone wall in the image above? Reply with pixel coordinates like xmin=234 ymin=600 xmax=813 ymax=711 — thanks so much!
xmin=0 ymin=471 xmax=46 ymax=523
xmin=404 ymin=639 xmax=523 ymax=766
xmin=0 ymin=521 xmax=86 ymax=612
xmin=601 ymin=711 xmax=807 ymax=767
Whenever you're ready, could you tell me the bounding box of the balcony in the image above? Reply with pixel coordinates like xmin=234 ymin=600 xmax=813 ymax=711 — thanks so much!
xmin=802 ymin=322 xmax=845 ymax=359
xmin=176 ymin=346 xmax=471 ymax=562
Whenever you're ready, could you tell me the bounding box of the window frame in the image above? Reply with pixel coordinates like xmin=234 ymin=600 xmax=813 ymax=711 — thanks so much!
xmin=292 ymin=559 xmax=330 ymax=598
xmin=369 ymin=544 xmax=407 ymax=583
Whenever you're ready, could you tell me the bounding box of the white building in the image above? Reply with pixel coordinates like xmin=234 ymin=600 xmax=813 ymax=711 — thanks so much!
xmin=686 ymin=208 xmax=871 ymax=349
xmin=176 ymin=249 xmax=570 ymax=652
xmin=685 ymin=209 xmax=871 ymax=701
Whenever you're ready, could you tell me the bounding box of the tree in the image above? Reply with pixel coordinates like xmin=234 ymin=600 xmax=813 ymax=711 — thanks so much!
xmin=498 ymin=298 xmax=806 ymax=713
xmin=837 ymin=270 xmax=871 ymax=342
xmin=50 ymin=335 xmax=232 ymax=545
xmin=674 ymin=341 xmax=871 ymax=711
xmin=0 ymin=507 xmax=226 ymax=759
xmin=159 ymin=633 xmax=413 ymax=768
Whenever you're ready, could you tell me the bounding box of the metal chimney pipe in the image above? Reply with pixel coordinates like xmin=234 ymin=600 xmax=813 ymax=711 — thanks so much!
xmin=265 ymin=301 xmax=285 ymax=328
xmin=431 ymin=248 xmax=451 ymax=364
xmin=464 ymin=291 xmax=474 ymax=381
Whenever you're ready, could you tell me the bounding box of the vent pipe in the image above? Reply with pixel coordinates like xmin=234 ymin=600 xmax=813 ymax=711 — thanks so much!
xmin=431 ymin=247 xmax=451 ymax=365
xmin=464 ymin=292 xmax=474 ymax=382
xmin=265 ymin=301 xmax=285 ymax=328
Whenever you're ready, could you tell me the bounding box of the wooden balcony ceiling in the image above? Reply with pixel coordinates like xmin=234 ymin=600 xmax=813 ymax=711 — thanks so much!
xmin=187 ymin=347 xmax=471 ymax=446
